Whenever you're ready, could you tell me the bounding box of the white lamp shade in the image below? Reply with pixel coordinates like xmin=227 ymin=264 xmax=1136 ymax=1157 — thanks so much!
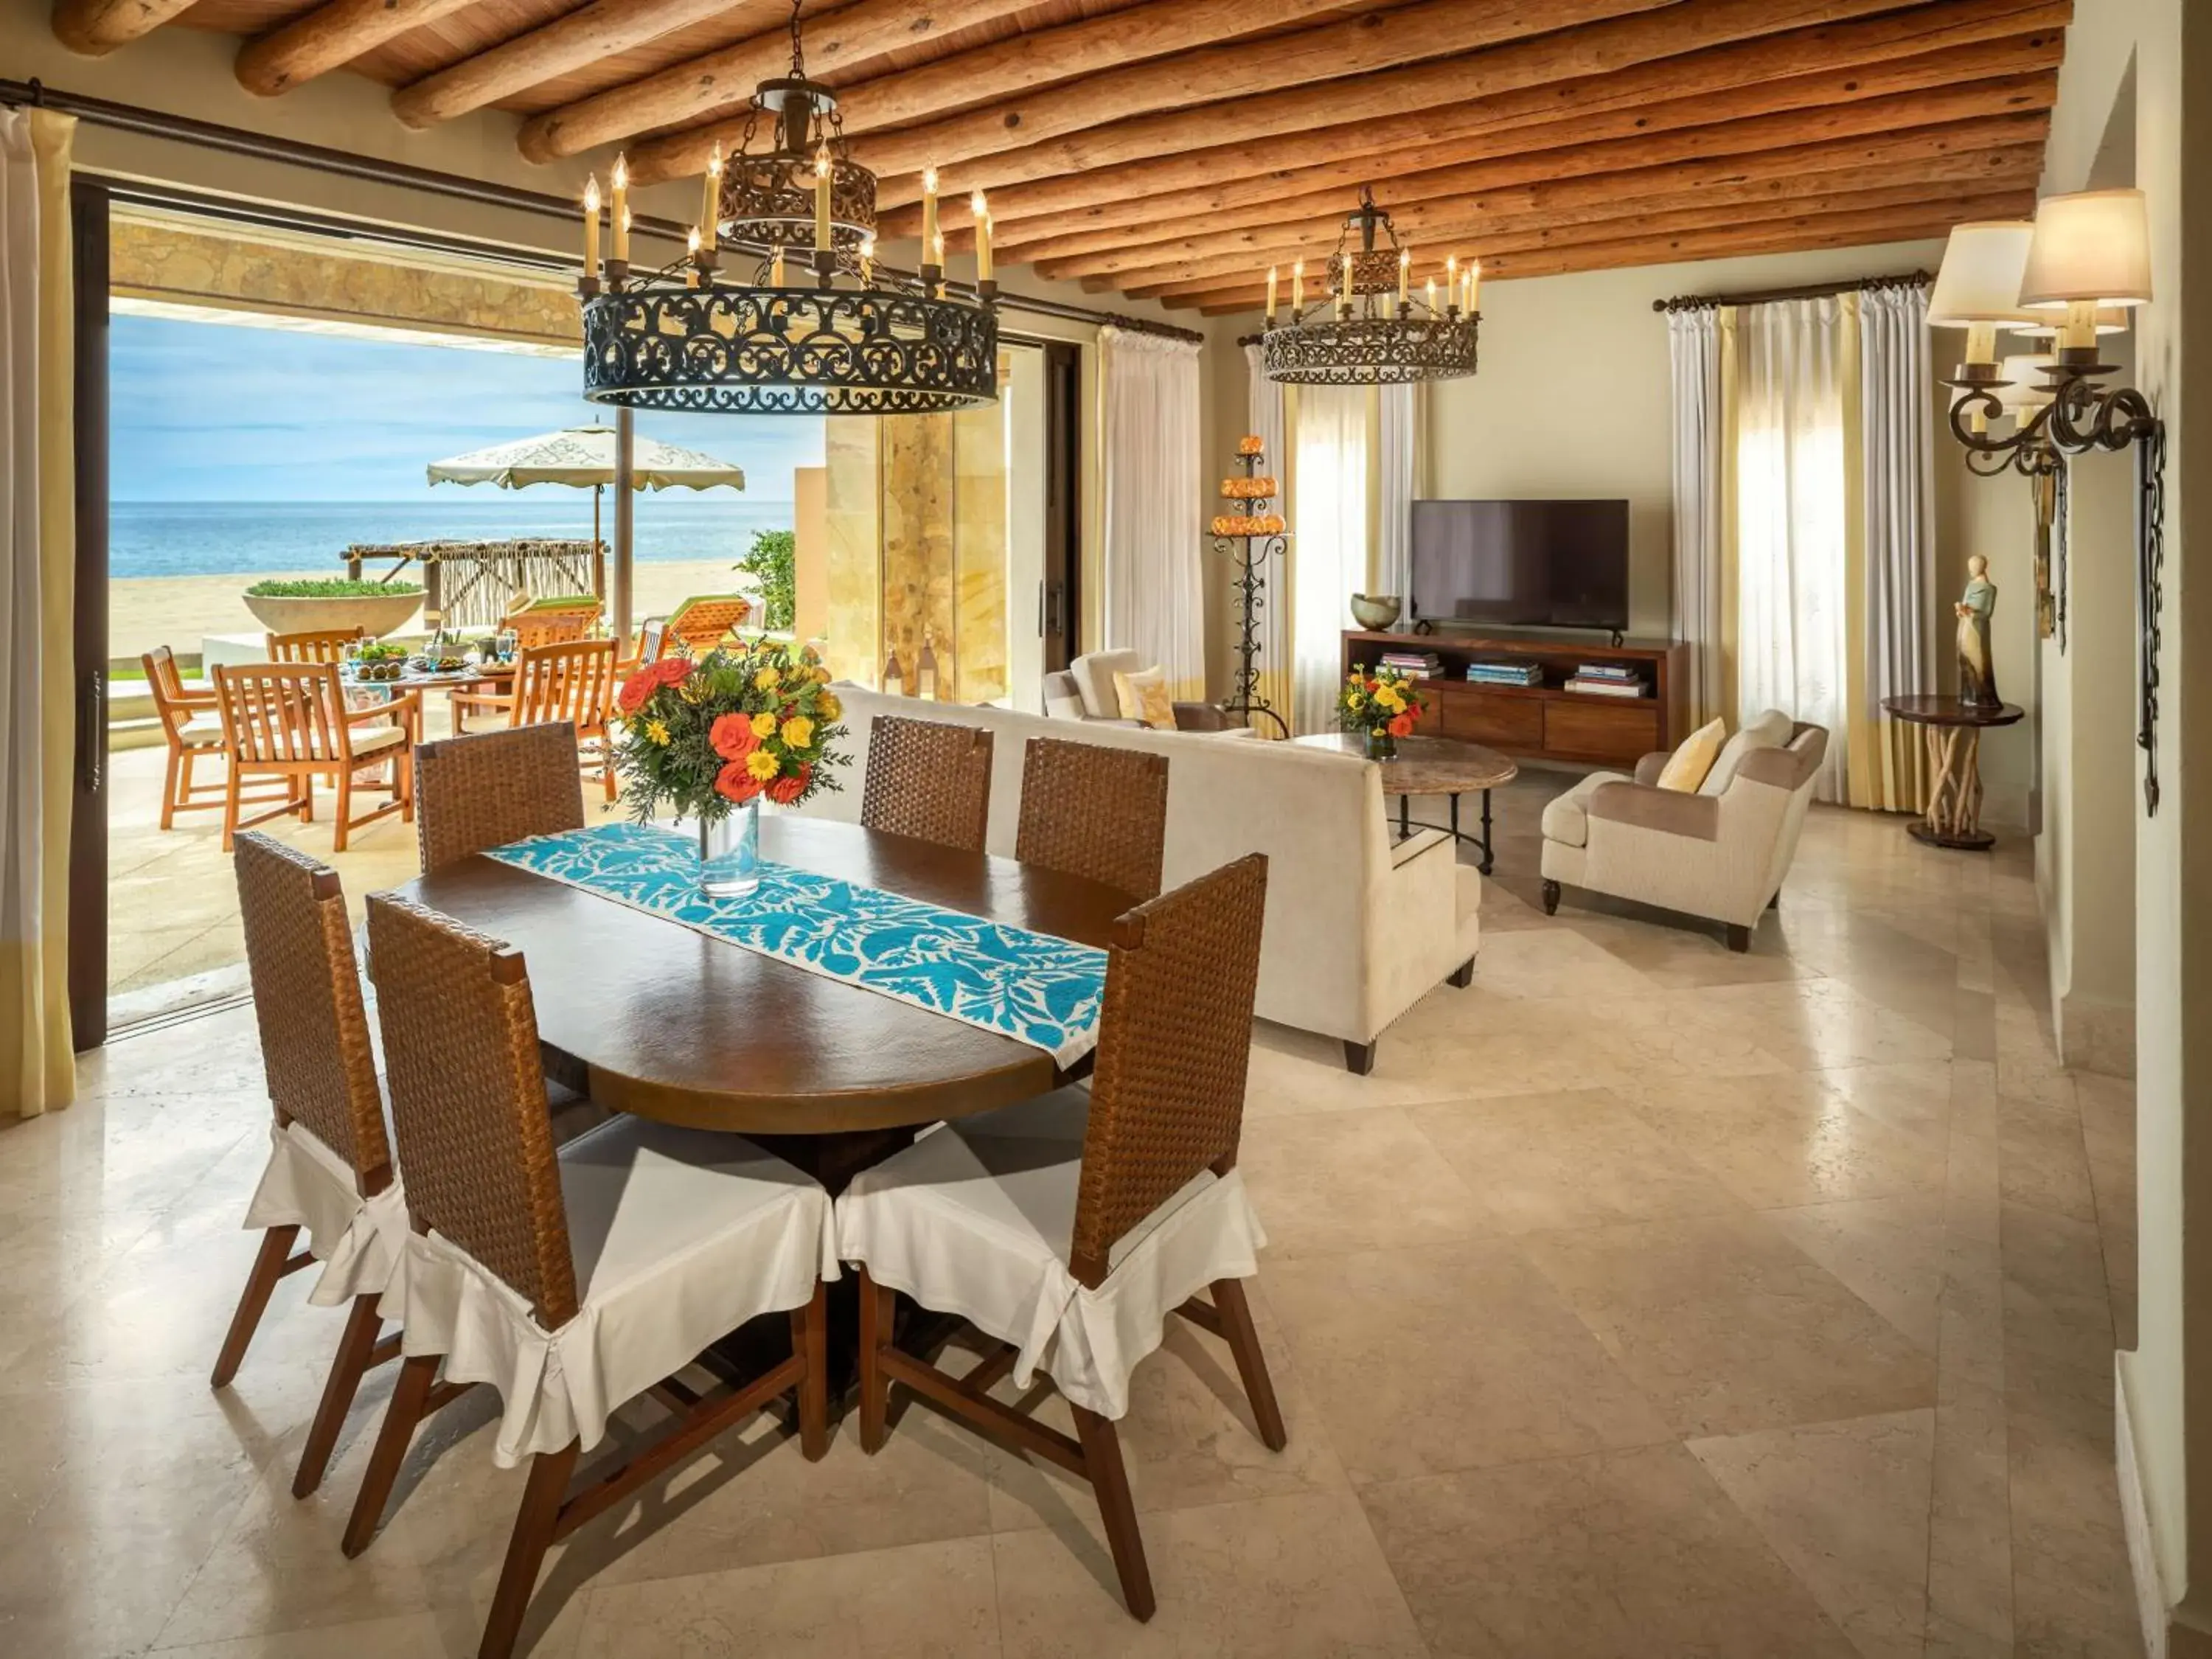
xmin=2020 ymin=188 xmax=2152 ymax=308
xmin=1928 ymin=220 xmax=2035 ymax=327
xmin=1995 ymin=353 xmax=2056 ymax=414
xmin=2013 ymin=306 xmax=2132 ymax=337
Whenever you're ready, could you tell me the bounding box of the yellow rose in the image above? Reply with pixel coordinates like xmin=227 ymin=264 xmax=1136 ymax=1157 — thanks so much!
xmin=754 ymin=667 xmax=781 ymax=691
xmin=816 ymin=691 xmax=842 ymax=723
xmin=781 ymin=715 xmax=815 ymax=749
xmin=750 ymin=711 xmax=778 ymax=740
xmin=745 ymin=748 xmax=780 ymax=781
xmin=644 ymin=718 xmax=670 ymax=746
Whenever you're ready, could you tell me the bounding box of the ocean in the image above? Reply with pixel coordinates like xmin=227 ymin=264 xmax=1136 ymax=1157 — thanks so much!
xmin=111 ymin=498 xmax=796 ymax=581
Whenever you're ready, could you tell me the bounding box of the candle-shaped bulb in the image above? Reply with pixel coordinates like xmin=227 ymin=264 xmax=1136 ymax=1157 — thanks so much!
xmin=920 ymin=164 xmax=940 ymax=266
xmin=610 ymin=154 xmax=630 ymax=261
xmin=970 ymin=189 xmax=992 ymax=282
xmin=858 ymin=232 xmax=875 ymax=284
xmin=582 ymin=174 xmax=602 ymax=276
xmin=813 ymin=142 xmax=833 ymax=253
xmin=1265 ymin=265 xmax=1279 ymax=324
xmin=1425 ymin=276 xmax=1436 ymax=312
xmin=1398 ymin=247 xmax=1411 ymax=307
xmin=1292 ymin=257 xmax=1304 ymax=312
xmin=1467 ymin=258 xmax=1482 ymax=315
xmin=686 ymin=226 xmax=700 ymax=256
xmin=684 ymin=226 xmax=701 ymax=287
xmin=700 ymin=141 xmax=722 ymax=247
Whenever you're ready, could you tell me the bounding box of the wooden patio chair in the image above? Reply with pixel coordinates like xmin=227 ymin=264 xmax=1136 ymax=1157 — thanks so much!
xmin=501 ymin=592 xmax=602 ymax=651
xmin=839 ymin=854 xmax=1281 ymax=1623
xmin=210 ymin=661 xmax=420 ymax=852
xmin=267 ymin=626 xmax=366 ymax=663
xmin=346 ymin=891 xmax=832 ymax=1659
xmin=613 ymin=616 xmax=669 ymax=683
xmin=143 ymin=644 xmax=289 ymax=830
xmin=860 ymin=715 xmax=994 ymax=853
xmin=663 ymin=593 xmax=754 ymax=656
xmin=218 ymin=832 xmax=405 ymax=1500
xmin=451 ymin=639 xmax=620 ymax=803
xmin=414 ymin=724 xmax=588 ymax=874
xmin=1016 ymin=736 xmax=1171 ymax=902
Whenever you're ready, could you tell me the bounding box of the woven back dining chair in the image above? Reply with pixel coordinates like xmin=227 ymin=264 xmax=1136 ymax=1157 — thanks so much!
xmin=860 ymin=714 xmax=995 ymax=852
xmin=348 ymin=892 xmax=830 ymax=1659
xmin=453 ymin=638 xmax=619 ymax=801
xmin=414 ymin=723 xmax=590 ymax=874
xmin=218 ymin=832 xmax=401 ymax=1498
xmin=1015 ymin=737 xmax=1170 ymax=902
xmin=846 ymin=852 xmax=1280 ymax=1623
xmin=266 ymin=626 xmax=366 ymax=663
xmin=210 ymin=661 xmax=419 ymax=852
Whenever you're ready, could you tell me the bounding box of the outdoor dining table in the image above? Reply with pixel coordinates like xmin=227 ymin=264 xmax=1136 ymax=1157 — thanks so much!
xmin=391 ymin=813 xmax=1131 ymax=1192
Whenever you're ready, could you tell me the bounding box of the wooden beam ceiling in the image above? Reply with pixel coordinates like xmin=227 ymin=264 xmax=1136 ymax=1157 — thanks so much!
xmin=60 ymin=0 xmax=2073 ymax=298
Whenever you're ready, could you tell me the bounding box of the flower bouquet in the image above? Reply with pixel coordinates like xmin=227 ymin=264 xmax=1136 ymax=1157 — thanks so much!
xmin=614 ymin=637 xmax=849 ymax=897
xmin=1338 ymin=666 xmax=1422 ymax=759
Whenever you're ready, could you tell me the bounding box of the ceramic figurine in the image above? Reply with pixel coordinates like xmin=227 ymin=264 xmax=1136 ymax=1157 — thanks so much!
xmin=1956 ymin=554 xmax=2000 ymax=708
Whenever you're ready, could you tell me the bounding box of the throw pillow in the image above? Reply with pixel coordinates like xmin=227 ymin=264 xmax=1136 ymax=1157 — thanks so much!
xmin=1700 ymin=708 xmax=1793 ymax=795
xmin=1113 ymin=667 xmax=1177 ymax=730
xmin=1655 ymin=717 xmax=1727 ymax=792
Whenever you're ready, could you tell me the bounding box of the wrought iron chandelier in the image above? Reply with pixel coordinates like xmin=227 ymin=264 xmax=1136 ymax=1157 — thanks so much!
xmin=577 ymin=0 xmax=998 ymax=416
xmin=1260 ymin=189 xmax=1480 ymax=386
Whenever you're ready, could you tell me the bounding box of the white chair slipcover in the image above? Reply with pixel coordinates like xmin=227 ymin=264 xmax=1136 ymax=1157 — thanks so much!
xmin=379 ymin=1116 xmax=838 ymax=1467
xmin=243 ymin=1119 xmax=408 ymax=1308
xmin=835 ymin=1087 xmax=1267 ymax=1420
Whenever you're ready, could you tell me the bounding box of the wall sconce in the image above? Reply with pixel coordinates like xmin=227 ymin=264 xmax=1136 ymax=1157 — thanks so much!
xmin=1931 ymin=190 xmax=2166 ymax=813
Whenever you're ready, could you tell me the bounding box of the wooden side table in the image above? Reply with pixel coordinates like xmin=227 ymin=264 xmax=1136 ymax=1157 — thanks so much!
xmin=1880 ymin=694 xmax=2025 ymax=851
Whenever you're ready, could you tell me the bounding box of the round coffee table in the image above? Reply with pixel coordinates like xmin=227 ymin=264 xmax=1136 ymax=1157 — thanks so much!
xmin=1293 ymin=732 xmax=1519 ymax=874
xmin=1880 ymin=694 xmax=2025 ymax=850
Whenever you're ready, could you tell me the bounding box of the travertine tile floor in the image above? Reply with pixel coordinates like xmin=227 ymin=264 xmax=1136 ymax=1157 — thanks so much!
xmin=1 ymin=776 xmax=2143 ymax=1657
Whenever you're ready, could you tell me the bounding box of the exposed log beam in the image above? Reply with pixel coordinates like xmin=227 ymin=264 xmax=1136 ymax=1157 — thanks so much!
xmin=1180 ymin=187 xmax=2039 ymax=311
xmin=628 ymin=0 xmax=1673 ymax=186
xmin=875 ymin=0 xmax=2068 ymax=224
xmin=1048 ymin=119 xmax=2046 ymax=288
xmin=52 ymin=0 xmax=197 ymax=55
xmin=1015 ymin=82 xmax=2053 ymax=271
xmin=518 ymin=0 xmax=1036 ymax=163
xmin=235 ymin=0 xmax=480 ymax=97
xmin=392 ymin=0 xmax=752 ymax=130
xmin=1117 ymin=145 xmax=2045 ymax=297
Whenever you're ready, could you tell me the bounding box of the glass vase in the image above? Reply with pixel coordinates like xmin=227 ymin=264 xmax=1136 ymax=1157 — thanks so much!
xmin=698 ymin=798 xmax=762 ymax=900
xmin=1366 ymin=727 xmax=1397 ymax=761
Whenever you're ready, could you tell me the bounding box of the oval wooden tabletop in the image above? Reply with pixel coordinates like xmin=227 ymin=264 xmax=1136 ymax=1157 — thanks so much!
xmin=1879 ymin=694 xmax=2027 ymax=728
xmin=392 ymin=815 xmax=1132 ymax=1135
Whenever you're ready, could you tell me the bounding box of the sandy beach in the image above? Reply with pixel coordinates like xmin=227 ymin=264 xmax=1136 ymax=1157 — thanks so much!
xmin=110 ymin=557 xmax=750 ymax=662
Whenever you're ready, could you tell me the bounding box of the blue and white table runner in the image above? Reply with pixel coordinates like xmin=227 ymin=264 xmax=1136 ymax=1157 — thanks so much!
xmin=486 ymin=821 xmax=1107 ymax=1068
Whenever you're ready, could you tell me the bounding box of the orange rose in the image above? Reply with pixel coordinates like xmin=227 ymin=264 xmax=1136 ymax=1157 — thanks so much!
xmin=652 ymin=655 xmax=693 ymax=687
xmin=709 ymin=712 xmax=759 ymax=760
xmin=767 ymin=762 xmax=811 ymax=806
xmin=714 ymin=759 xmax=765 ymax=803
xmin=616 ymin=672 xmax=655 ymax=714
xmin=1388 ymin=712 xmax=1416 ymax=738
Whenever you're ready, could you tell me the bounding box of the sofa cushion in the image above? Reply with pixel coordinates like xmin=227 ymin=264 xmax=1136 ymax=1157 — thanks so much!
xmin=1043 ymin=671 xmax=1087 ymax=722
xmin=1070 ymin=650 xmax=1143 ymax=721
xmin=1656 ymin=717 xmax=1726 ymax=792
xmin=1114 ymin=666 xmax=1176 ymax=729
xmin=1702 ymin=708 xmax=1793 ymax=796
xmin=1540 ymin=771 xmax=1631 ymax=849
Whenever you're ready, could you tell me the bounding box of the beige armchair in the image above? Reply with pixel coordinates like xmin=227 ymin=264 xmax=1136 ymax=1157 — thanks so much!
xmin=1042 ymin=650 xmax=1231 ymax=734
xmin=1538 ymin=717 xmax=1829 ymax=951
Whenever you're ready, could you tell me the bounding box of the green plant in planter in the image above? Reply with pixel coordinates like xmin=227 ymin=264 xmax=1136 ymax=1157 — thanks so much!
xmin=733 ymin=529 xmax=796 ymax=632
xmin=244 ymin=578 xmax=425 ymax=598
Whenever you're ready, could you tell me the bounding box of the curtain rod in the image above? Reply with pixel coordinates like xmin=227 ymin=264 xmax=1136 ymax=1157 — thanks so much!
xmin=1 ymin=77 xmax=1205 ymax=346
xmin=1651 ymin=271 xmax=1931 ymax=313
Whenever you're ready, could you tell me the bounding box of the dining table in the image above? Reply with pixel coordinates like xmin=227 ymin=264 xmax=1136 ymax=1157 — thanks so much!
xmin=390 ymin=813 xmax=1133 ymax=1193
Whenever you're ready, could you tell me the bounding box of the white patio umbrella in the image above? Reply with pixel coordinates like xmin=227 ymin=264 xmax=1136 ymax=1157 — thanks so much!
xmin=425 ymin=422 xmax=747 ymax=549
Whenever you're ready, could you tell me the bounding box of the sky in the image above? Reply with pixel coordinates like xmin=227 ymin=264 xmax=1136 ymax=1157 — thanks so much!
xmin=109 ymin=310 xmax=824 ymax=504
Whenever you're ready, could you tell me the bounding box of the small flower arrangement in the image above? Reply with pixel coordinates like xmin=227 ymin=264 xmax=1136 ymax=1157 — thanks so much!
xmin=616 ymin=637 xmax=849 ymax=824
xmin=1339 ymin=665 xmax=1422 ymax=756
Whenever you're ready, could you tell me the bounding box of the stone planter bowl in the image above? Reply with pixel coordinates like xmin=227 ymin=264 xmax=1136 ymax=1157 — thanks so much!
xmin=1349 ymin=593 xmax=1402 ymax=630
xmin=243 ymin=589 xmax=425 ymax=640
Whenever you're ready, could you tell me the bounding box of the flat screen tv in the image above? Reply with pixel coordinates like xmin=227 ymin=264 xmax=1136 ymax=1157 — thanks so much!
xmin=1409 ymin=498 xmax=1630 ymax=633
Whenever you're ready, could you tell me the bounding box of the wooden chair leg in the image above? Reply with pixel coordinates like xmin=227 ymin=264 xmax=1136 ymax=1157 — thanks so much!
xmin=858 ymin=1266 xmax=890 ymax=1455
xmin=792 ymin=1281 xmax=829 ymax=1461
xmin=299 ymin=775 xmax=314 ymax=822
xmin=161 ymin=744 xmax=182 ymax=830
xmin=333 ymin=768 xmax=352 ymax=853
xmin=398 ymin=745 xmax=416 ymax=824
xmin=220 ymin=766 xmax=243 ymax=852
xmin=1072 ymin=1405 xmax=1155 ymax=1621
xmin=343 ymin=1352 xmax=439 ymax=1558
xmin=479 ymin=1441 xmax=580 ymax=1659
xmin=1209 ymin=1278 xmax=1287 ymax=1452
xmin=211 ymin=1223 xmax=299 ymax=1388
xmin=293 ymin=1293 xmax=384 ymax=1499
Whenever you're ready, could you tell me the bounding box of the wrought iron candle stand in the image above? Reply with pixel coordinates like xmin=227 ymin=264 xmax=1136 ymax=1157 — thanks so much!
xmin=1210 ymin=440 xmax=1290 ymax=739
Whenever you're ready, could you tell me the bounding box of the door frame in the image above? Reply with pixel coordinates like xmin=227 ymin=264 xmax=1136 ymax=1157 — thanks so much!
xmin=68 ymin=176 xmax=109 ymax=1051
xmin=1041 ymin=341 xmax=1082 ymax=674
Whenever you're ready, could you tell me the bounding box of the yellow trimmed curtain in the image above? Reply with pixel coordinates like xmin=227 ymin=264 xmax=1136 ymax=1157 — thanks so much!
xmin=1669 ymin=287 xmax=1933 ymax=813
xmin=1 ymin=108 xmax=79 ymax=1120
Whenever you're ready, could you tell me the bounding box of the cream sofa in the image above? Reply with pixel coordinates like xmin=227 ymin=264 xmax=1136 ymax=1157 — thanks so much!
xmin=1040 ymin=649 xmax=1234 ymax=734
xmin=803 ymin=684 xmax=1483 ymax=1071
xmin=1538 ymin=714 xmax=1829 ymax=951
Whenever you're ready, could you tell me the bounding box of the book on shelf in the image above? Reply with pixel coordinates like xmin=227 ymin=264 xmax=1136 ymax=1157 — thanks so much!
xmin=1571 ymin=663 xmax=1641 ymax=681
xmin=1564 ymin=674 xmax=1650 ymax=698
xmin=1464 ymin=661 xmax=1543 ymax=686
xmin=1377 ymin=650 xmax=1442 ymax=678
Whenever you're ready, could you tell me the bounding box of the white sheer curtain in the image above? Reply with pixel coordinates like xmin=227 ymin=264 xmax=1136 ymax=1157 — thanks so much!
xmin=1377 ymin=383 xmax=1416 ymax=601
xmin=1857 ymin=285 xmax=1935 ymax=811
xmin=1099 ymin=327 xmax=1205 ymax=698
xmin=1290 ymin=383 xmax=1368 ymax=734
xmin=1735 ymin=296 xmax=1849 ymax=801
xmin=1242 ymin=344 xmax=1292 ymax=728
xmin=1666 ymin=307 xmax=1726 ymax=726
